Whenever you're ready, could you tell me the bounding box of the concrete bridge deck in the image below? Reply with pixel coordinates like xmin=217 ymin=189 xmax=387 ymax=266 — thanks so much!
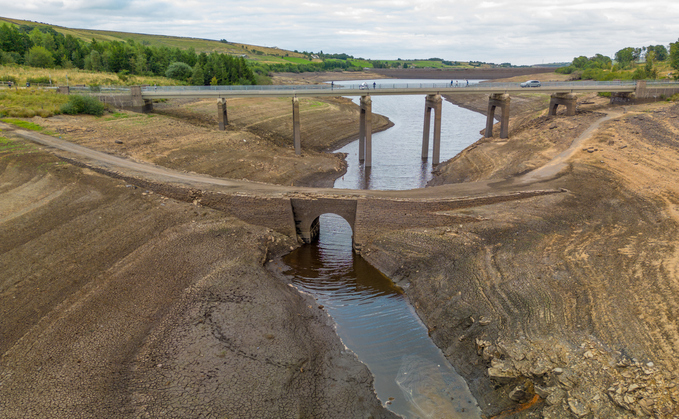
xmin=138 ymin=81 xmax=654 ymax=99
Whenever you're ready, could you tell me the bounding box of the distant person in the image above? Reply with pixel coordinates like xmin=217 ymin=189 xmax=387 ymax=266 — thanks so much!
xmin=26 ymin=82 xmax=30 ymax=88
xmin=373 ymin=82 xmax=376 ymax=89
xmin=331 ymin=81 xmax=334 ymax=90
xmin=450 ymin=80 xmax=453 ymax=86
xmin=466 ymin=79 xmax=469 ymax=86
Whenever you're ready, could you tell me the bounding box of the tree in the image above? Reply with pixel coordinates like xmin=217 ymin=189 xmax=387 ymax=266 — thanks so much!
xmin=572 ymin=55 xmax=588 ymax=69
xmin=670 ymin=40 xmax=679 ymax=73
xmin=165 ymin=61 xmax=193 ymax=81
xmin=615 ymin=47 xmax=635 ymax=68
xmin=652 ymin=45 xmax=668 ymax=61
xmin=191 ymin=63 xmax=205 ymax=85
xmin=25 ymin=46 xmax=54 ymax=68
xmin=84 ymin=50 xmax=102 ymax=71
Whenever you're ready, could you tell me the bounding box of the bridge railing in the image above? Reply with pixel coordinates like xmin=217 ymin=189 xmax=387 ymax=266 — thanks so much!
xmin=141 ymin=80 xmax=647 ymax=93
xmin=67 ymin=86 xmax=132 ymax=95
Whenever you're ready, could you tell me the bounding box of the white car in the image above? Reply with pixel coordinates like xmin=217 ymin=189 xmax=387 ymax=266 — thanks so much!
xmin=359 ymin=82 xmax=368 ymax=90
xmin=520 ymin=80 xmax=541 ymax=88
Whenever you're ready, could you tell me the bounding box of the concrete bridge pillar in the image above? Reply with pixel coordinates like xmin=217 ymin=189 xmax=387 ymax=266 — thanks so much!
xmin=635 ymin=80 xmax=647 ymax=99
xmin=485 ymin=93 xmax=510 ymax=139
xmin=217 ymin=98 xmax=228 ymax=130
xmin=130 ymin=86 xmax=153 ymax=113
xmin=422 ymin=94 xmax=442 ymax=164
xmin=359 ymin=95 xmax=373 ymax=167
xmin=549 ymin=93 xmax=577 ymax=116
xmin=292 ymin=97 xmax=301 ymax=155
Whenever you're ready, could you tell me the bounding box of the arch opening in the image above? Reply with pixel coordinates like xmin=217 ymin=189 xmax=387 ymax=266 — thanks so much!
xmin=290 ymin=198 xmax=357 ymax=246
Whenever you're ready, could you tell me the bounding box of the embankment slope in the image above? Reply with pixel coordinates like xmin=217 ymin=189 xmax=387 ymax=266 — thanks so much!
xmin=361 ymin=95 xmax=679 ymax=417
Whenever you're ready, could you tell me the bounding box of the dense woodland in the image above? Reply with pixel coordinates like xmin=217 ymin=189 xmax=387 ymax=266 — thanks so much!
xmin=0 ymin=23 xmax=256 ymax=85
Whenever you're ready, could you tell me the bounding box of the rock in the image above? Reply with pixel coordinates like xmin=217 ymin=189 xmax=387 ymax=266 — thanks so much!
xmin=534 ymin=384 xmax=552 ymax=399
xmin=583 ymin=350 xmax=594 ymax=359
xmin=529 ymin=359 xmax=554 ymax=376
xmin=553 ymin=367 xmax=564 ymax=375
xmin=488 ymin=363 xmax=519 ymax=383
xmin=508 ymin=381 xmax=534 ymax=403
xmin=567 ymin=397 xmax=590 ymax=417
xmin=556 ymin=371 xmax=578 ymax=389
xmin=546 ymin=388 xmax=566 ymax=406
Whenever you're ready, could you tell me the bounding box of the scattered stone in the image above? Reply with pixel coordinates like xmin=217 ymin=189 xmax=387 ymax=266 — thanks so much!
xmin=509 ymin=382 xmax=532 ymax=403
xmin=553 ymin=367 xmax=564 ymax=375
xmin=114 ymin=140 xmax=123 ymax=144
xmin=568 ymin=398 xmax=590 ymax=417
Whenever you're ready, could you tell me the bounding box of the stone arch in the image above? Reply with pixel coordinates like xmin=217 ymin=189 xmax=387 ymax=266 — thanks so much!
xmin=290 ymin=198 xmax=357 ymax=244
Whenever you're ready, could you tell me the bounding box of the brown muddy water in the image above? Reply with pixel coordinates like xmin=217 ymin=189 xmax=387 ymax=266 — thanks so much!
xmin=278 ymin=214 xmax=481 ymax=418
xmin=277 ymin=82 xmax=484 ymax=418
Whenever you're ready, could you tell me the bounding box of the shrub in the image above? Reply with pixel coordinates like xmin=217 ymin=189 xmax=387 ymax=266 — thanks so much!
xmin=26 ymin=76 xmax=51 ymax=85
xmin=0 ymin=75 xmax=17 ymax=83
xmin=60 ymin=95 xmax=105 ymax=116
xmin=165 ymin=62 xmax=192 ymax=81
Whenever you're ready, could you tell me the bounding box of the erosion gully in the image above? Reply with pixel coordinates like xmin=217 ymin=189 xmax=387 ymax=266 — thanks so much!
xmin=277 ymin=79 xmax=485 ymax=418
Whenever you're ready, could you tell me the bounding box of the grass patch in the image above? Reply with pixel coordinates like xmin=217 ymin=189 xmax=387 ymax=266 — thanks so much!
xmin=0 ymin=89 xmax=69 ymax=118
xmin=304 ymin=100 xmax=325 ymax=109
xmin=105 ymin=112 xmax=131 ymax=121
xmin=282 ymin=57 xmax=315 ymax=64
xmin=1 ymin=118 xmax=45 ymax=131
xmin=0 ymin=136 xmax=35 ymax=154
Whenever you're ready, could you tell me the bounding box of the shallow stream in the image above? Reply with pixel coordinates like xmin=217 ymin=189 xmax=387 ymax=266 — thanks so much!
xmin=281 ymin=79 xmax=486 ymax=418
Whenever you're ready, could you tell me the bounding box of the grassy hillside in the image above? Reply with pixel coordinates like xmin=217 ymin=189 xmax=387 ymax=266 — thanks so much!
xmin=0 ymin=16 xmax=308 ymax=64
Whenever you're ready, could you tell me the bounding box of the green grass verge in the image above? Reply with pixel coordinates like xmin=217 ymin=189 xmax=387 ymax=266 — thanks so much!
xmin=1 ymin=118 xmax=45 ymax=131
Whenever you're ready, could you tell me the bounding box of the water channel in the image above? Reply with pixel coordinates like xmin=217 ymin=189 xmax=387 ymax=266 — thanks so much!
xmin=281 ymin=80 xmax=486 ymax=418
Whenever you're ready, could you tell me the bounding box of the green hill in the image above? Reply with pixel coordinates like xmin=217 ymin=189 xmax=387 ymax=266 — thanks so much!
xmin=0 ymin=16 xmax=306 ymax=64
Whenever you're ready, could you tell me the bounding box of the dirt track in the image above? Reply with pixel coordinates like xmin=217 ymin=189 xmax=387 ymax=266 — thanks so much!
xmin=2 ymin=77 xmax=679 ymax=418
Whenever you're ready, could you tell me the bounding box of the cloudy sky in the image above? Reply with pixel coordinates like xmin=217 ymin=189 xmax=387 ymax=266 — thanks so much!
xmin=5 ymin=0 xmax=679 ymax=65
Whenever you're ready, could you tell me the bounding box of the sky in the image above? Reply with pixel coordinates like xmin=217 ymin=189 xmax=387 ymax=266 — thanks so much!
xmin=4 ymin=0 xmax=679 ymax=65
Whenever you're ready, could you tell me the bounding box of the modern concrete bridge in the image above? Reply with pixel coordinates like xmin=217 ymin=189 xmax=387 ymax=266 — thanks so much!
xmin=143 ymin=81 xmax=677 ymax=165
xmin=62 ymin=80 xmax=678 ymax=169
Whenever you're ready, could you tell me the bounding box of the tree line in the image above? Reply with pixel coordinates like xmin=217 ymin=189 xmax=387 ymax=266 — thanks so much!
xmin=556 ymin=43 xmax=679 ymax=81
xmin=0 ymin=23 xmax=256 ymax=85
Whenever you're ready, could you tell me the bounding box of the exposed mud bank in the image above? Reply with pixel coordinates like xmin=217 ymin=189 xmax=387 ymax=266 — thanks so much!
xmin=37 ymin=95 xmax=391 ymax=188
xmin=358 ymin=96 xmax=679 ymax=417
xmin=0 ymin=141 xmax=396 ymax=418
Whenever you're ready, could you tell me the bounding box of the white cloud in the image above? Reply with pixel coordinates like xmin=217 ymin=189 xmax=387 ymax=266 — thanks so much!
xmin=3 ymin=0 xmax=679 ymax=64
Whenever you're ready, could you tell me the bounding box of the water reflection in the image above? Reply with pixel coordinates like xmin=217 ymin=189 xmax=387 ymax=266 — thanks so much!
xmin=283 ymin=215 xmax=481 ymax=418
xmin=333 ymin=79 xmax=486 ymax=191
